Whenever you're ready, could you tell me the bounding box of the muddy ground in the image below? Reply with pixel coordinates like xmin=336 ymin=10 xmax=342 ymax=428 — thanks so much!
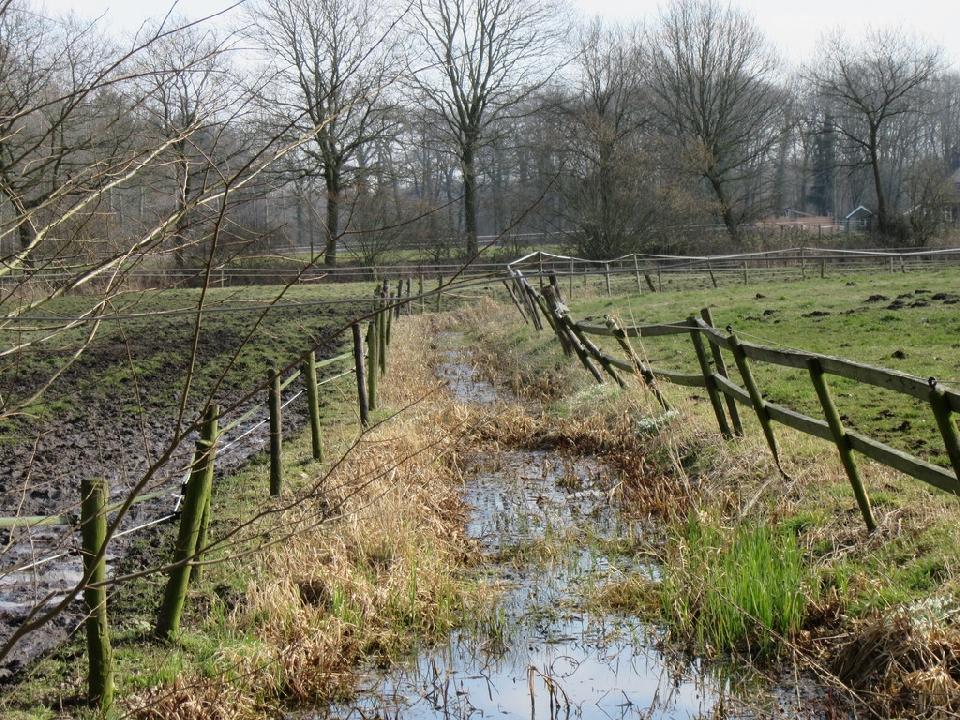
xmin=0 ymin=302 xmax=358 ymax=679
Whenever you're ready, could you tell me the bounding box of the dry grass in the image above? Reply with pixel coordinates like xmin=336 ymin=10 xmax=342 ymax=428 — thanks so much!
xmin=127 ymin=317 xmax=495 ymax=719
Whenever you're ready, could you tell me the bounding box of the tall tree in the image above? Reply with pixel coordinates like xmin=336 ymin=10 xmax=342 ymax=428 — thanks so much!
xmin=250 ymin=0 xmax=398 ymax=266
xmin=810 ymin=30 xmax=942 ymax=240
xmin=408 ymin=0 xmax=565 ymax=258
xmin=648 ymin=0 xmax=785 ymax=244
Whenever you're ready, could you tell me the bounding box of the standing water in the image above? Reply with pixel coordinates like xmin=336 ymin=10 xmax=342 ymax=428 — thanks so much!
xmin=319 ymin=351 xmax=776 ymax=720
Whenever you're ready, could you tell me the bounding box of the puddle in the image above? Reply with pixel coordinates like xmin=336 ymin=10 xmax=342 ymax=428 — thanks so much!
xmin=314 ymin=349 xmax=782 ymax=720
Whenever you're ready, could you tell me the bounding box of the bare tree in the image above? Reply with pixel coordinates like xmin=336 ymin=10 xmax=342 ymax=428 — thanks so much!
xmin=408 ymin=0 xmax=566 ymax=258
xmin=810 ymin=30 xmax=942 ymax=240
xmin=559 ymin=21 xmax=655 ymax=258
xmin=648 ymin=0 xmax=785 ymax=244
xmin=136 ymin=20 xmax=235 ymax=267
xmin=249 ymin=0 xmax=399 ymax=266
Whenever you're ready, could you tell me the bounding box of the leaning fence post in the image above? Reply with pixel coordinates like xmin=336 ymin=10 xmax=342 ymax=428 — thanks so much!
xmin=352 ymin=323 xmax=370 ymax=428
xmin=268 ymin=367 xmax=283 ymax=497
xmin=604 ymin=262 xmax=612 ymax=296
xmin=700 ymin=309 xmax=743 ymax=435
xmin=156 ymin=406 xmax=218 ymax=639
xmin=606 ymin=317 xmax=670 ymax=410
xmin=303 ymin=351 xmax=324 ymax=462
xmin=929 ymin=379 xmax=960 ymax=485
xmin=807 ymin=357 xmax=876 ymax=531
xmin=688 ymin=318 xmax=732 ymax=438
xmin=727 ymin=328 xmax=784 ymax=471
xmin=366 ymin=320 xmax=379 ymax=411
xmin=192 ymin=405 xmax=220 ymax=584
xmin=81 ymin=476 xmax=113 ymax=711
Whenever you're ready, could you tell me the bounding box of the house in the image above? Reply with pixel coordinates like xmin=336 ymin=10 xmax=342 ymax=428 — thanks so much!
xmin=844 ymin=205 xmax=873 ymax=231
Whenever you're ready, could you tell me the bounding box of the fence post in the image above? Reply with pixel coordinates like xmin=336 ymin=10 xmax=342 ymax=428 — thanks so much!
xmin=688 ymin=318 xmax=732 ymax=438
xmin=542 ymin=287 xmax=604 ymax=383
xmin=80 ymin=476 xmax=113 ymax=711
xmin=929 ymin=380 xmax=960 ymax=484
xmin=820 ymin=258 xmax=826 ymax=279
xmin=604 ymin=262 xmax=612 ymax=296
xmin=605 ymin=317 xmax=670 ymax=410
xmin=800 ymin=246 xmax=806 ymax=280
xmin=269 ymin=367 xmax=283 ymax=496
xmin=900 ymin=255 xmax=906 ymax=273
xmin=418 ymin=271 xmax=424 ymax=313
xmin=538 ymin=252 xmax=545 ymax=289
xmin=436 ymin=274 xmax=443 ymax=312
xmin=192 ymin=405 xmax=220 ymax=584
xmin=352 ymin=323 xmax=370 ymax=427
xmin=807 ymin=357 xmax=876 ymax=531
xmin=366 ymin=320 xmax=379 ymax=411
xmin=386 ymin=293 xmax=394 ymax=346
xmin=378 ymin=290 xmax=388 ymax=375
xmin=728 ymin=329 xmax=784 ymax=470
xmin=156 ymin=406 xmax=218 ymax=639
xmin=699 ymin=309 xmax=743 ymax=435
xmin=657 ymin=263 xmax=663 ymax=292
xmin=395 ymin=279 xmax=403 ymax=318
xmin=405 ymin=275 xmax=412 ymax=314
xmin=742 ymin=261 xmax=748 ymax=285
xmin=569 ymin=258 xmax=574 ymax=298
xmin=303 ymin=351 xmax=324 ymax=462
xmin=706 ymin=261 xmax=718 ymax=288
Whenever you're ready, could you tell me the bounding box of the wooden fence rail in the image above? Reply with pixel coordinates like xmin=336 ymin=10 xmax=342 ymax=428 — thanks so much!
xmin=515 ymin=273 xmax=960 ymax=531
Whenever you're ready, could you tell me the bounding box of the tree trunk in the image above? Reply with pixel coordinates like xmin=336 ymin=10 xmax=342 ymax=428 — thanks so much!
xmin=461 ymin=142 xmax=478 ymax=259
xmin=707 ymin=172 xmax=740 ymax=245
xmin=868 ymin=126 xmax=890 ymax=238
xmin=324 ymin=167 xmax=340 ymax=267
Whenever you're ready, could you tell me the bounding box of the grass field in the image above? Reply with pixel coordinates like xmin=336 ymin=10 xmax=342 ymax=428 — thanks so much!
xmin=560 ymin=268 xmax=960 ymax=466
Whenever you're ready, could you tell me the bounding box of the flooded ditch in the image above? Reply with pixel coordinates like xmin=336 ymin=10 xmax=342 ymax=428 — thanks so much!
xmin=316 ymin=351 xmax=791 ymax=720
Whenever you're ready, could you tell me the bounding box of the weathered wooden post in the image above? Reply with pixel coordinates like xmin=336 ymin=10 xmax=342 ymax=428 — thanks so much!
xmin=699 ymin=309 xmax=743 ymax=435
xmin=538 ymin=252 xmax=545 ymax=289
xmin=418 ymin=271 xmax=424 ymax=313
xmin=366 ymin=320 xmax=379 ymax=411
xmin=378 ymin=291 xmax=388 ymax=375
xmin=688 ymin=318 xmax=732 ymax=438
xmin=405 ymin=275 xmax=412 ymax=313
xmin=303 ymin=351 xmax=324 ymax=461
xmin=807 ymin=358 xmax=876 ymax=531
xmin=657 ymin=262 xmax=663 ymax=292
xmin=605 ymin=317 xmax=670 ymax=410
xmin=727 ymin=328 xmax=783 ymax=470
xmin=800 ymin=246 xmax=806 ymax=280
xmin=820 ymin=258 xmax=826 ymax=278
xmin=352 ymin=323 xmax=370 ymax=427
xmin=81 ymin=476 xmax=113 ymax=711
xmin=633 ymin=255 xmax=643 ymax=293
xmin=192 ymin=405 xmax=220 ymax=584
xmin=386 ymin=293 xmax=394 ymax=346
xmin=395 ymin=279 xmax=403 ymax=318
xmin=156 ymin=406 xmax=218 ymax=638
xmin=604 ymin=262 xmax=612 ymax=296
xmin=436 ymin=274 xmax=443 ymax=312
xmin=568 ymin=258 xmax=574 ymax=298
xmin=742 ymin=261 xmax=748 ymax=285
xmin=268 ymin=367 xmax=283 ymax=496
xmin=929 ymin=379 xmax=960 ymax=485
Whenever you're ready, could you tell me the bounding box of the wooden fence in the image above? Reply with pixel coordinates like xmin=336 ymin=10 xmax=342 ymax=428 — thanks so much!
xmin=0 ymin=279 xmax=412 ymax=712
xmin=510 ymin=272 xmax=960 ymax=534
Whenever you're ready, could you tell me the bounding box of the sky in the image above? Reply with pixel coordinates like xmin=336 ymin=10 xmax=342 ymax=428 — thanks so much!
xmin=39 ymin=0 xmax=960 ymax=69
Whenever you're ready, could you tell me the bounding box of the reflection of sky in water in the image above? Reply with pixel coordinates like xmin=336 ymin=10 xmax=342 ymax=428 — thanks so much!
xmin=319 ymin=359 xmax=775 ymax=720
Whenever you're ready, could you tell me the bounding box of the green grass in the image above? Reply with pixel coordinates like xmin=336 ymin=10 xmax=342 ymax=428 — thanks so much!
xmin=659 ymin=518 xmax=813 ymax=656
xmin=563 ymin=268 xmax=960 ymax=466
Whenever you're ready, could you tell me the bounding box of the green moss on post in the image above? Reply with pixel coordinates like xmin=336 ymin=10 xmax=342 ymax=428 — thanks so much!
xmin=688 ymin=318 xmax=732 ymax=438
xmin=352 ymin=323 xmax=370 ymax=427
xmin=80 ymin=476 xmax=113 ymax=712
xmin=268 ymin=368 xmax=283 ymax=496
xmin=366 ymin=320 xmax=379 ymax=411
xmin=156 ymin=405 xmax=219 ymax=639
xmin=190 ymin=405 xmax=219 ymax=584
xmin=808 ymin=358 xmax=876 ymax=532
xmin=303 ymin=352 xmax=324 ymax=462
xmin=929 ymin=379 xmax=960 ymax=485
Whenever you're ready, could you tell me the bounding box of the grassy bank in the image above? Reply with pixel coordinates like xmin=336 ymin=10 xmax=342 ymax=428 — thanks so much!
xmin=2 ymin=315 xmax=494 ymax=719
xmin=459 ymin=274 xmax=960 ymax=716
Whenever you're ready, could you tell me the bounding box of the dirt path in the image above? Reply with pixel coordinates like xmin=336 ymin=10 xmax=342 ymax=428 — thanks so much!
xmin=314 ymin=345 xmax=795 ymax=719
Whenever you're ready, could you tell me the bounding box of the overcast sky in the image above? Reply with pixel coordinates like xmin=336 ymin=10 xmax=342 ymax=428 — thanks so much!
xmin=39 ymin=0 xmax=960 ymax=70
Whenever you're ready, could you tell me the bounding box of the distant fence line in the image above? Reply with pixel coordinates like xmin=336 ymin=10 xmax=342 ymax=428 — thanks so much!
xmin=506 ymin=270 xmax=960 ymax=535
xmin=5 ymin=245 xmax=960 ymax=292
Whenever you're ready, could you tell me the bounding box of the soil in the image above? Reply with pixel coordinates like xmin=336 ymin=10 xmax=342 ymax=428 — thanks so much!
xmin=0 ymin=305 xmax=352 ymax=679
